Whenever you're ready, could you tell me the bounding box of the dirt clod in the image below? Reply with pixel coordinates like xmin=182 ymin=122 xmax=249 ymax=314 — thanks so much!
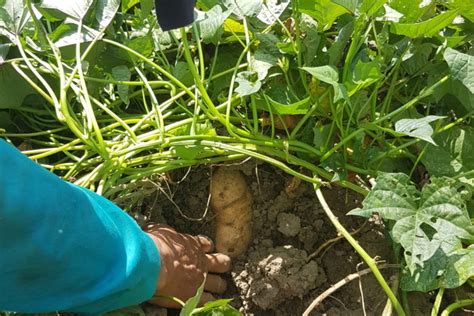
xmin=277 ymin=212 xmax=301 ymax=237
xmin=233 ymin=245 xmax=326 ymax=311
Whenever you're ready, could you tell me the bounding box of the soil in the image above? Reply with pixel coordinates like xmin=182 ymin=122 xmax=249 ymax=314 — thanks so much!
xmin=131 ymin=161 xmax=471 ymax=316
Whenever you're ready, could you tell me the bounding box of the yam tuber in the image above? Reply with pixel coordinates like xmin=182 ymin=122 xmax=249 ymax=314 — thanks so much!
xmin=210 ymin=167 xmax=253 ymax=257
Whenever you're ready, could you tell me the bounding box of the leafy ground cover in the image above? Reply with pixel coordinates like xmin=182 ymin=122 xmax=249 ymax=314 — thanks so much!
xmin=0 ymin=0 xmax=473 ymax=315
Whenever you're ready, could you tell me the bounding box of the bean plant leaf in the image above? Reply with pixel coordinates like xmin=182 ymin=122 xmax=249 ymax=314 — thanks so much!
xmin=180 ymin=278 xmax=206 ymax=316
xmin=444 ymin=48 xmax=474 ymax=94
xmin=39 ymin=0 xmax=95 ymax=20
xmin=332 ymin=0 xmax=359 ymax=13
xmin=0 ymin=0 xmax=30 ymax=40
xmin=395 ymin=115 xmax=445 ymax=145
xmin=441 ymin=0 xmax=474 ymax=22
xmin=235 ymin=71 xmax=261 ymax=96
xmin=421 ymin=126 xmax=474 ymax=185
xmin=95 ymin=0 xmax=120 ymax=30
xmin=359 ymin=0 xmax=386 ymax=17
xmin=297 ymin=0 xmax=348 ymax=30
xmin=257 ymin=0 xmax=289 ymax=25
xmin=223 ymin=0 xmax=262 ymax=19
xmin=349 ymin=173 xmax=474 ymax=292
xmin=390 ymin=10 xmax=458 ymax=38
xmin=302 ymin=66 xmax=339 ymax=85
xmin=193 ymin=299 xmax=241 ymax=315
xmin=0 ymin=64 xmax=36 ymax=109
xmin=195 ymin=5 xmax=231 ymax=43
xmin=112 ymin=65 xmax=131 ymax=105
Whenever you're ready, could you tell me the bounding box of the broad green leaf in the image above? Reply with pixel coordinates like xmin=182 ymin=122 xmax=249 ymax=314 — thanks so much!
xmin=139 ymin=0 xmax=153 ymax=19
xmin=444 ymin=48 xmax=474 ymax=94
xmin=0 ymin=43 xmax=9 ymax=62
xmin=394 ymin=115 xmax=445 ymax=145
xmin=0 ymin=64 xmax=36 ymax=109
xmin=39 ymin=0 xmax=94 ymax=20
xmin=180 ymin=278 xmax=206 ymax=316
xmin=257 ymin=0 xmax=290 ymax=25
xmin=112 ymin=65 xmax=131 ymax=105
xmin=349 ymin=174 xmax=474 ymax=291
xmin=121 ymin=0 xmax=140 ymax=12
xmin=327 ymin=21 xmax=353 ymax=66
xmin=347 ymin=59 xmax=383 ymax=94
xmin=195 ymin=5 xmax=231 ymax=43
xmin=223 ymin=0 xmax=262 ymax=19
xmin=173 ymin=61 xmax=194 ymax=87
xmin=126 ymin=33 xmax=154 ymax=59
xmin=302 ymin=66 xmax=339 ymax=85
xmin=303 ymin=66 xmax=348 ymax=103
xmin=401 ymin=245 xmax=474 ymax=292
xmin=421 ymin=126 xmax=474 ymax=181
xmin=264 ymin=95 xmax=311 ymax=115
xmin=0 ymin=111 xmax=11 ymax=130
xmin=332 ymin=0 xmax=359 ymax=13
xmin=49 ymin=23 xmax=100 ymax=47
xmin=391 ymin=10 xmax=458 ymax=38
xmin=235 ymin=71 xmax=261 ymax=96
xmin=389 ymin=0 xmax=433 ymax=22
xmin=0 ymin=0 xmax=30 ymax=39
xmin=359 ymin=0 xmax=386 ymax=17
xmin=297 ymin=0 xmax=349 ymax=30
xmin=95 ymin=0 xmax=120 ymax=30
xmin=251 ymin=51 xmax=276 ymax=81
xmin=442 ymin=0 xmax=474 ymax=22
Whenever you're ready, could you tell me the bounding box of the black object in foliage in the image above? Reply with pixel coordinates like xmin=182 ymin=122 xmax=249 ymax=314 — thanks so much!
xmin=155 ymin=0 xmax=196 ymax=31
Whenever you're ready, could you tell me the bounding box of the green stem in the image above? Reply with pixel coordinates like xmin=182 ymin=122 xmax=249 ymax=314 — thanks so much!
xmin=431 ymin=288 xmax=445 ymax=316
xmin=314 ymin=187 xmax=405 ymax=316
xmin=440 ymin=299 xmax=474 ymax=316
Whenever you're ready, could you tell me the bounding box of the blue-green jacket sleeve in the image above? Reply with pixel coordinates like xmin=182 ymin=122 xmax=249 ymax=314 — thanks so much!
xmin=0 ymin=140 xmax=160 ymax=314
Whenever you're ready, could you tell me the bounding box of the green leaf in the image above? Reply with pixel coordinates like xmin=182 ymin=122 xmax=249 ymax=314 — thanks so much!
xmin=347 ymin=59 xmax=383 ymax=94
xmin=257 ymin=0 xmax=290 ymax=25
xmin=112 ymin=65 xmax=131 ymax=105
xmin=139 ymin=0 xmax=153 ymax=19
xmin=180 ymin=279 xmax=206 ymax=316
xmin=49 ymin=23 xmax=101 ymax=47
xmin=39 ymin=0 xmax=94 ymax=20
xmin=359 ymin=0 xmax=386 ymax=17
xmin=95 ymin=0 xmax=120 ymax=30
xmin=441 ymin=0 xmax=474 ymax=22
xmin=0 ymin=43 xmax=10 ymax=62
xmin=421 ymin=126 xmax=474 ymax=181
xmin=390 ymin=10 xmax=458 ymax=38
xmin=195 ymin=5 xmax=231 ymax=43
xmin=444 ymin=48 xmax=474 ymax=94
xmin=122 ymin=0 xmax=140 ymax=12
xmin=193 ymin=299 xmax=242 ymax=316
xmin=0 ymin=64 xmax=36 ymax=109
xmin=223 ymin=0 xmax=262 ymax=19
xmin=297 ymin=0 xmax=349 ymax=30
xmin=394 ymin=115 xmax=445 ymax=145
xmin=173 ymin=61 xmax=195 ymax=87
xmin=349 ymin=173 xmax=474 ymax=291
xmin=0 ymin=0 xmax=30 ymax=39
xmin=235 ymin=71 xmax=261 ymax=96
xmin=302 ymin=66 xmax=339 ymax=85
xmin=264 ymin=95 xmax=311 ymax=115
xmin=389 ymin=0 xmax=433 ymax=22
xmin=332 ymin=0 xmax=359 ymax=13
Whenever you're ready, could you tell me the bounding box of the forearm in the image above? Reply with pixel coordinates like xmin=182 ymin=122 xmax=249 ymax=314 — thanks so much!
xmin=0 ymin=140 xmax=160 ymax=314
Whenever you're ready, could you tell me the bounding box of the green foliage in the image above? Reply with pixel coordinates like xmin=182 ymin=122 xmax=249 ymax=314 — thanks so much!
xmin=350 ymin=173 xmax=474 ymax=291
xmin=0 ymin=0 xmax=473 ymax=313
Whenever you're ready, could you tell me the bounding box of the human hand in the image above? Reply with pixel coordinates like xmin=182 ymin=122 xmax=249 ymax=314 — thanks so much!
xmin=145 ymin=224 xmax=231 ymax=308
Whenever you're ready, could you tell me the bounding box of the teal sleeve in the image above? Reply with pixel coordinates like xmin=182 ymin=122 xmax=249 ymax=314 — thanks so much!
xmin=0 ymin=140 xmax=160 ymax=314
